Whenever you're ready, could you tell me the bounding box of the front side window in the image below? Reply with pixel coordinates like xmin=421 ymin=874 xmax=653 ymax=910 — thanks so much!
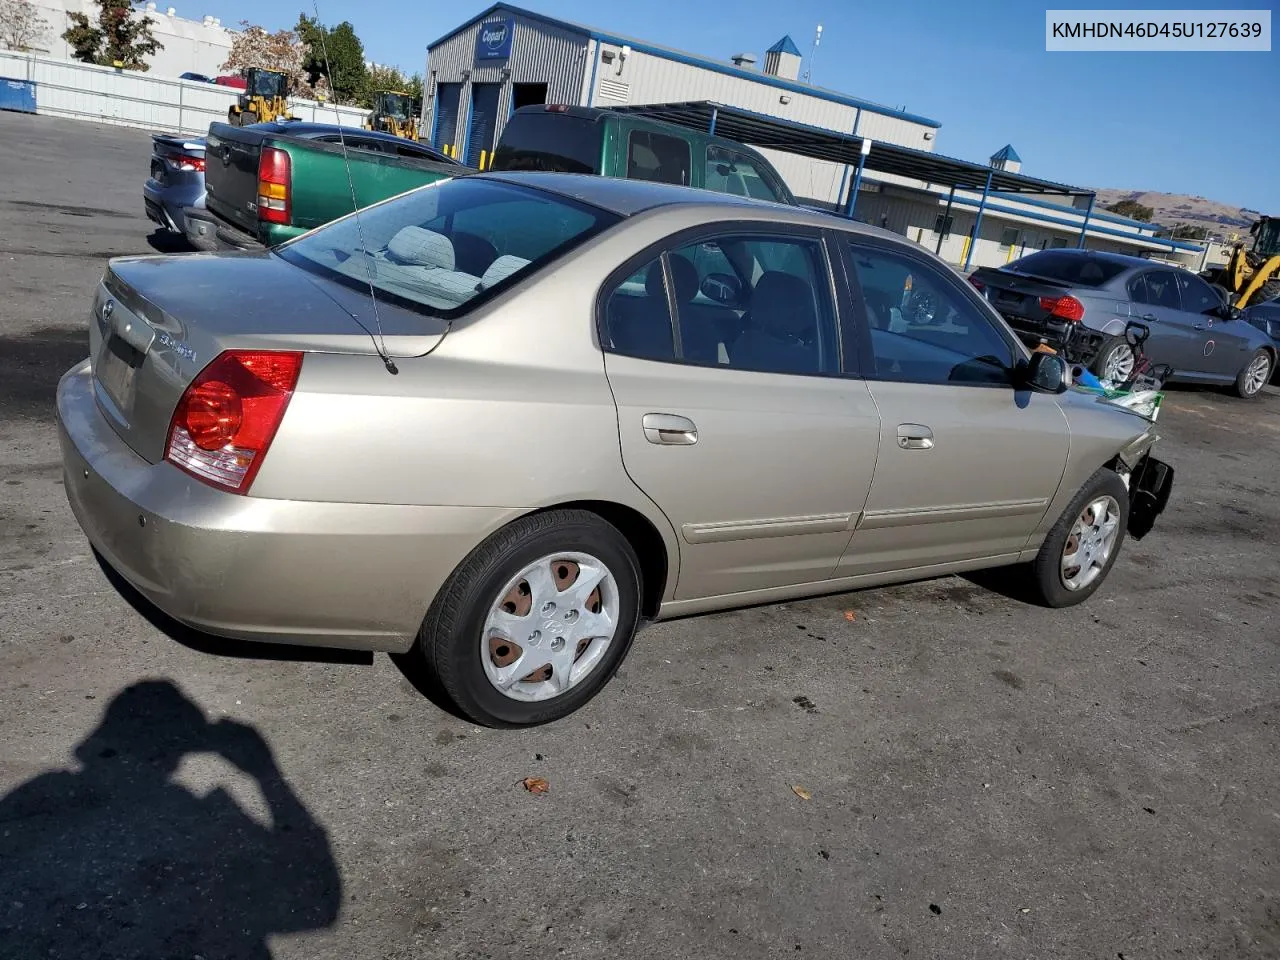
xmin=627 ymin=131 xmax=691 ymax=186
xmin=279 ymin=178 xmax=618 ymax=317
xmin=1178 ymin=271 xmax=1221 ymax=314
xmin=847 ymin=242 xmax=1016 ymax=386
xmin=704 ymin=145 xmax=781 ymax=202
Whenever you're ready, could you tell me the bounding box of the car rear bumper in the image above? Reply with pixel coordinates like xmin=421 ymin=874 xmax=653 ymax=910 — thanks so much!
xmin=143 ymin=178 xmax=203 ymax=233
xmin=56 ymin=360 xmax=517 ymax=654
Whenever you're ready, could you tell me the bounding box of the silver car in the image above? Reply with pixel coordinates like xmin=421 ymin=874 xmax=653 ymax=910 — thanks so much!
xmin=57 ymin=173 xmax=1174 ymax=727
xmin=970 ymin=250 xmax=1277 ymax=398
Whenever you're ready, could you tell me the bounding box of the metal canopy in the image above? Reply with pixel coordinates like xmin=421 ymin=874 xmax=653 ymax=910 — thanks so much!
xmin=606 ymin=100 xmax=1092 ymax=198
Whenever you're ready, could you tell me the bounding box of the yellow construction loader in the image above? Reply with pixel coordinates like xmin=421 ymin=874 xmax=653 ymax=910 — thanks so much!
xmin=1203 ymin=215 xmax=1280 ymax=308
xmin=227 ymin=68 xmax=296 ymax=126
xmin=365 ymin=90 xmax=418 ymax=141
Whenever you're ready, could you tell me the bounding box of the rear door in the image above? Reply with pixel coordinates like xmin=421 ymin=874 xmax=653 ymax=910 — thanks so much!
xmin=599 ymin=224 xmax=881 ymax=600
xmin=835 ymin=237 xmax=1070 ymax=573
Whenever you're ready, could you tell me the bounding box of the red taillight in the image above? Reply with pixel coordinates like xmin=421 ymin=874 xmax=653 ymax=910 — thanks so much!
xmin=173 ymin=153 xmax=206 ymax=172
xmin=257 ymin=146 xmax=291 ymax=225
xmin=968 ymin=275 xmax=985 ymax=291
xmin=1039 ymin=294 xmax=1085 ymax=322
xmin=165 ymin=350 xmax=303 ymax=495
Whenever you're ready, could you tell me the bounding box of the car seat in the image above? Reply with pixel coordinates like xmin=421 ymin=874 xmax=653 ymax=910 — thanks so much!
xmin=730 ymin=271 xmax=821 ymax=374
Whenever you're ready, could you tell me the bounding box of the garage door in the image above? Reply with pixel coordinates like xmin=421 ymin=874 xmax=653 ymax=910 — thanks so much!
xmin=466 ymin=83 xmax=502 ymax=168
xmin=433 ymin=82 xmax=462 ymax=153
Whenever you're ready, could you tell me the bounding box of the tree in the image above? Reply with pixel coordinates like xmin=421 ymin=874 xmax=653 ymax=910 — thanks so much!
xmin=220 ymin=21 xmax=325 ymax=97
xmin=1104 ymin=198 xmax=1154 ymax=222
xmin=296 ymin=14 xmax=367 ymax=104
xmin=1171 ymin=224 xmax=1208 ymax=240
xmin=62 ymin=0 xmax=161 ymax=71
xmin=0 ymin=0 xmax=49 ymax=51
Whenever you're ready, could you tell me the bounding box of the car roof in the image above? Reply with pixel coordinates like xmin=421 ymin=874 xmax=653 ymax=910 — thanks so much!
xmin=475 ymin=170 xmax=890 ymax=234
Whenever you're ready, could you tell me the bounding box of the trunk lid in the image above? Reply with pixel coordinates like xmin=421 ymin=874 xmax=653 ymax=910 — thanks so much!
xmin=970 ymin=267 xmax=1074 ymax=323
xmin=204 ymin=123 xmax=264 ymax=237
xmin=89 ymin=251 xmax=446 ymax=464
xmin=149 ymin=133 xmax=206 ymax=188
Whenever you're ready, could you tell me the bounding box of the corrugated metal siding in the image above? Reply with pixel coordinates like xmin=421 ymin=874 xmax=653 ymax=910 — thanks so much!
xmin=425 ymin=13 xmax=590 ymax=152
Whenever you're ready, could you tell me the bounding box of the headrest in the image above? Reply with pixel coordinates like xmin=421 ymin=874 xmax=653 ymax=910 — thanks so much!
xmin=750 ymin=271 xmax=815 ymax=337
xmin=387 ymin=226 xmax=455 ymax=270
xmin=478 ymin=254 xmax=531 ymax=289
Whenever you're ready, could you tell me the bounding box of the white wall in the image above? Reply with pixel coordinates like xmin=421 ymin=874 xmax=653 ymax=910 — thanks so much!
xmin=17 ymin=1 xmax=233 ymax=78
xmin=0 ymin=51 xmax=367 ymax=136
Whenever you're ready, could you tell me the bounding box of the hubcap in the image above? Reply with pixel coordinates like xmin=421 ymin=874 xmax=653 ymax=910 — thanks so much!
xmin=1102 ymin=343 xmax=1135 ymax=383
xmin=480 ymin=552 xmax=619 ymax=702
xmin=1061 ymin=496 xmax=1121 ymax=592
xmin=1244 ymin=354 xmax=1271 ymax=395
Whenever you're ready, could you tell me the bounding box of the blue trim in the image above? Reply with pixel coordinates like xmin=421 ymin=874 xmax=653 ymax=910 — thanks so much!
xmin=963 ymin=169 xmax=994 ymax=271
xmin=766 ymin=34 xmax=802 ymax=55
xmin=585 ymin=38 xmax=599 ymax=107
xmin=1077 ymin=193 xmax=1095 ymax=249
xmin=427 ymin=3 xmax=943 ymax=128
xmin=990 ymin=190 xmax=1155 ymax=230
xmin=918 ymin=188 xmax=1202 ymax=251
xmin=990 ymin=143 xmax=1020 ymax=163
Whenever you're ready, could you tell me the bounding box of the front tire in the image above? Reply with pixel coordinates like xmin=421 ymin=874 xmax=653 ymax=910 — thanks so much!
xmin=1234 ymin=349 xmax=1273 ymax=399
xmin=1028 ymin=469 xmax=1129 ymax=608
xmin=410 ymin=509 xmax=642 ymax=727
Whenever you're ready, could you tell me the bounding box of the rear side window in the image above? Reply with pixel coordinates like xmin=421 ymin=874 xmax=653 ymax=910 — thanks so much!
xmin=704 ymin=145 xmax=781 ymax=202
xmin=489 ymin=113 xmax=600 ymax=174
xmin=1008 ymin=251 xmax=1127 ymax=287
xmin=1141 ymin=270 xmax=1182 ymax=309
xmin=627 ymin=131 xmax=691 ymax=186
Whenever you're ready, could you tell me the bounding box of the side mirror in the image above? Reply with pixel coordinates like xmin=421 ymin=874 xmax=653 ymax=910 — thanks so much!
xmin=1020 ymin=351 xmax=1070 ymax=394
xmin=700 ymin=272 xmax=742 ymax=306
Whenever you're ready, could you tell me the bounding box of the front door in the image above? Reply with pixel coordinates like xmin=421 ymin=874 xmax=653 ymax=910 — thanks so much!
xmin=834 ymin=238 xmax=1071 ymax=574
xmin=1177 ymin=269 xmax=1253 ymax=376
xmin=599 ymin=227 xmax=881 ymax=600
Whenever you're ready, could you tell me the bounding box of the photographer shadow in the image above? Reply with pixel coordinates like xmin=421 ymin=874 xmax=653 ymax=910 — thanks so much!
xmin=0 ymin=680 xmax=341 ymax=959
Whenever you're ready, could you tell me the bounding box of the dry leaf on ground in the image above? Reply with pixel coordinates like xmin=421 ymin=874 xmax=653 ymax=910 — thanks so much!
xmin=792 ymin=784 xmax=812 ymax=801
xmin=844 ymin=610 xmax=856 ymax=621
xmin=521 ymin=776 xmax=550 ymax=794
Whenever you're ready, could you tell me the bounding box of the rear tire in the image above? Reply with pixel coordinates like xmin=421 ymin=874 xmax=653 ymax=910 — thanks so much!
xmin=1026 ymin=469 xmax=1129 ymax=608
xmin=1234 ymin=348 xmax=1273 ymax=399
xmin=408 ymin=509 xmax=642 ymax=727
xmin=1089 ymin=336 xmax=1136 ymax=383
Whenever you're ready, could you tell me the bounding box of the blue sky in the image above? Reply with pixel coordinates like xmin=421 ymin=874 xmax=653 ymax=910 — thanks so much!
xmin=209 ymin=0 xmax=1280 ymax=210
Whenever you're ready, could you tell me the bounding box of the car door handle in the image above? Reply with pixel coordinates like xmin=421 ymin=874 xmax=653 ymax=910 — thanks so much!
xmin=642 ymin=413 xmax=698 ymax=445
xmin=1193 ymin=322 xmax=1207 ymax=330
xmin=1141 ymin=313 xmax=1159 ymax=322
xmin=896 ymin=423 xmax=934 ymax=450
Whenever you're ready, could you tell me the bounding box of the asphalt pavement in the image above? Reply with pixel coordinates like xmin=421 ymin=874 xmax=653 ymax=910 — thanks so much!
xmin=1 ymin=110 xmax=1278 ymax=960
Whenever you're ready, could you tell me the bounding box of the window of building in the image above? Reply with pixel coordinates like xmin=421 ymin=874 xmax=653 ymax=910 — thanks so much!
xmin=933 ymin=214 xmax=954 ymax=238
xmin=999 ymin=227 xmax=1020 ymax=248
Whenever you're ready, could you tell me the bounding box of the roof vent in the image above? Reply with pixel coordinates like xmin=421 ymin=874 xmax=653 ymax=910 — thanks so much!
xmin=763 ymin=35 xmax=802 ymax=80
xmin=731 ymin=52 xmax=756 ymax=68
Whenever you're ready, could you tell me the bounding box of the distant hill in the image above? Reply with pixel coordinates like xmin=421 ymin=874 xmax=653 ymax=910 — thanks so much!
xmin=1094 ymin=189 xmax=1261 ymax=241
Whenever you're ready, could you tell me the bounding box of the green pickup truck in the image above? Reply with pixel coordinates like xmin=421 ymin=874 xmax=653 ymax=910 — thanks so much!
xmin=489 ymin=105 xmax=796 ymax=205
xmin=203 ymin=121 xmax=467 ymax=250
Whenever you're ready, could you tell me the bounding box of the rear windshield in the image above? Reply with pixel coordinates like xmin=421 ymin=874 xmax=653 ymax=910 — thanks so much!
xmin=278 ymin=177 xmax=619 ymax=317
xmin=1006 ymin=250 xmax=1127 ymax=287
xmin=490 ymin=112 xmax=601 ymax=174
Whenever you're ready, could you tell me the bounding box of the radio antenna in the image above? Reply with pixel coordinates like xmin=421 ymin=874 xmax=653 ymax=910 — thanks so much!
xmin=310 ymin=1 xmax=398 ymax=375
